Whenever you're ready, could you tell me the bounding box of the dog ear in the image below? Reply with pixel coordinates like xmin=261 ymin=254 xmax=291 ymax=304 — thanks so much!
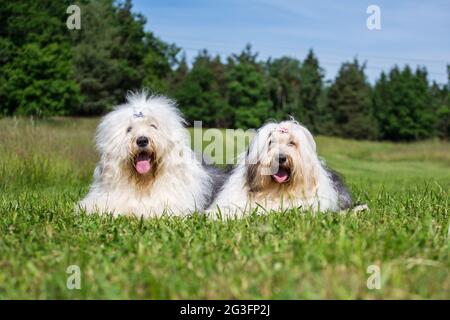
xmin=246 ymin=163 xmax=260 ymax=192
xmin=246 ymin=123 xmax=277 ymax=165
xmin=292 ymin=124 xmax=319 ymax=196
xmin=298 ymin=124 xmax=316 ymax=152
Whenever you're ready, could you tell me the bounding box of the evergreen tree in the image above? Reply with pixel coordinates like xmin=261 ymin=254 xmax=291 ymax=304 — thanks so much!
xmin=114 ymin=0 xmax=147 ymax=94
xmin=225 ymin=45 xmax=272 ymax=129
xmin=0 ymin=43 xmax=81 ymax=116
xmin=0 ymin=1 xmax=81 ymax=116
xmin=266 ymin=56 xmax=301 ymax=120
xmin=71 ymin=0 xmax=177 ymax=114
xmin=298 ymin=49 xmax=324 ymax=132
xmin=430 ymin=66 xmax=450 ymax=139
xmin=326 ymin=59 xmax=377 ymax=139
xmin=71 ymin=0 xmax=121 ymax=114
xmin=372 ymin=71 xmax=389 ymax=138
xmin=0 ymin=1 xmax=70 ymax=47
xmin=142 ymin=31 xmax=180 ymax=94
xmin=168 ymin=53 xmax=189 ymax=95
xmin=314 ymin=81 xmax=333 ymax=135
xmin=174 ymin=50 xmax=229 ymax=127
xmin=209 ymin=54 xmax=232 ymax=127
xmin=374 ymin=66 xmax=434 ymax=140
xmin=0 ymin=0 xmax=447 ymax=142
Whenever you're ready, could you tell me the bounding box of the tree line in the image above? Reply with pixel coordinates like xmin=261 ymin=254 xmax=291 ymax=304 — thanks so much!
xmin=0 ymin=0 xmax=448 ymax=141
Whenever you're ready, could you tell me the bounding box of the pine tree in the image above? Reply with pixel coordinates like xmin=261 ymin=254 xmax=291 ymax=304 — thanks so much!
xmin=114 ymin=0 xmax=147 ymax=93
xmin=0 ymin=43 xmax=81 ymax=116
xmin=174 ymin=50 xmax=229 ymax=127
xmin=374 ymin=66 xmax=435 ymax=140
xmin=71 ymin=0 xmax=121 ymax=115
xmin=266 ymin=56 xmax=301 ymax=120
xmin=142 ymin=31 xmax=180 ymax=94
xmin=326 ymin=59 xmax=377 ymax=139
xmin=430 ymin=66 xmax=450 ymax=139
xmin=0 ymin=1 xmax=81 ymax=116
xmin=372 ymin=71 xmax=389 ymax=137
xmin=314 ymin=81 xmax=333 ymax=135
xmin=168 ymin=53 xmax=189 ymax=95
xmin=225 ymin=45 xmax=272 ymax=129
xmin=71 ymin=0 xmax=178 ymax=114
xmin=298 ymin=49 xmax=324 ymax=132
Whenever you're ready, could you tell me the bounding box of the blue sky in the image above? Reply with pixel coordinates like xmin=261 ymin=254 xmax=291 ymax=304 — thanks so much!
xmin=133 ymin=0 xmax=449 ymax=84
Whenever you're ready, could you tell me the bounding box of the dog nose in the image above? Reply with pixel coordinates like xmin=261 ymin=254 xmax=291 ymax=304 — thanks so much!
xmin=136 ymin=136 xmax=149 ymax=147
xmin=278 ymin=154 xmax=287 ymax=164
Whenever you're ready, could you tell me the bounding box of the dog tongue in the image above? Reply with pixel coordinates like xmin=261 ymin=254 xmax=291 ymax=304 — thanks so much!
xmin=273 ymin=168 xmax=289 ymax=183
xmin=135 ymin=153 xmax=151 ymax=174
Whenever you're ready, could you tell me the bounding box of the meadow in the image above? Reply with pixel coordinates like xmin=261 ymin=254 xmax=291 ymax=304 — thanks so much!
xmin=0 ymin=117 xmax=449 ymax=299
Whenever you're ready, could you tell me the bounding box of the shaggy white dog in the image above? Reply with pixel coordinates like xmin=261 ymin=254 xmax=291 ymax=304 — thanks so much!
xmin=78 ymin=93 xmax=213 ymax=217
xmin=208 ymin=120 xmax=352 ymax=218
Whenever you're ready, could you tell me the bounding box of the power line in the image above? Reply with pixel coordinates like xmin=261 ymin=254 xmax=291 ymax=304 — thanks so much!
xmin=161 ymin=34 xmax=449 ymax=65
xmin=181 ymin=46 xmax=447 ymax=77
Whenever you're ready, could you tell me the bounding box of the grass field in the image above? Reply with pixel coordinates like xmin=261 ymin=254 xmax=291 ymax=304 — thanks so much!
xmin=0 ymin=117 xmax=449 ymax=299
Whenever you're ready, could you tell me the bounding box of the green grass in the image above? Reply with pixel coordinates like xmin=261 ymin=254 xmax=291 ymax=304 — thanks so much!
xmin=0 ymin=117 xmax=449 ymax=299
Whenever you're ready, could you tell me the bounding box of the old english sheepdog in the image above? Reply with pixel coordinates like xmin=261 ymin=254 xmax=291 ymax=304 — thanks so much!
xmin=78 ymin=93 xmax=218 ymax=217
xmin=208 ymin=120 xmax=353 ymax=218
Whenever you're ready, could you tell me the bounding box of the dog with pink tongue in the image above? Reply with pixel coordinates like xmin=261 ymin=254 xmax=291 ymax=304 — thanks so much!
xmin=208 ymin=120 xmax=353 ymax=218
xmin=78 ymin=92 xmax=220 ymax=217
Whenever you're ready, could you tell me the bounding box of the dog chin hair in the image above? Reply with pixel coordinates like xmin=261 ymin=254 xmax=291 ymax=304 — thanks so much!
xmin=245 ymin=161 xmax=314 ymax=198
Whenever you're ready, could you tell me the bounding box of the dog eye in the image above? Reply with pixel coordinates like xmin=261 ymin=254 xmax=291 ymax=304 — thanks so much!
xmin=268 ymin=140 xmax=273 ymax=146
xmin=126 ymin=126 xmax=132 ymax=133
xmin=288 ymin=141 xmax=296 ymax=147
xmin=150 ymin=124 xmax=158 ymax=129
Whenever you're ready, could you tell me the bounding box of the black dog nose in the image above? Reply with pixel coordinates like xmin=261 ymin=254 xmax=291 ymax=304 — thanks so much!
xmin=278 ymin=154 xmax=287 ymax=164
xmin=136 ymin=136 xmax=149 ymax=147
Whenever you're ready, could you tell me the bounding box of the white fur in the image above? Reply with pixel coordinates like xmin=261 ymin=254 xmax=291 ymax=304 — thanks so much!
xmin=78 ymin=93 xmax=211 ymax=217
xmin=208 ymin=120 xmax=339 ymax=218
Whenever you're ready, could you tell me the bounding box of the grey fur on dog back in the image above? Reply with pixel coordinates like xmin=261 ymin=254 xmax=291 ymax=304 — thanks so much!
xmin=203 ymin=164 xmax=231 ymax=209
xmin=325 ymin=167 xmax=353 ymax=210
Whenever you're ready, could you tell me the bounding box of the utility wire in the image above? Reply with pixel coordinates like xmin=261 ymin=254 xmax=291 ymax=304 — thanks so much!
xmin=181 ymin=46 xmax=448 ymax=77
